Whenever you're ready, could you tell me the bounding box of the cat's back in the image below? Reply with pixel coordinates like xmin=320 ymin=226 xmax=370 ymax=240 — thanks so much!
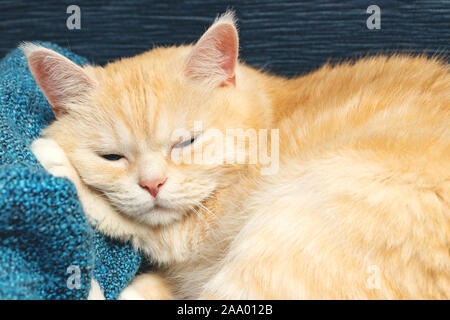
xmin=276 ymin=55 xmax=449 ymax=207
xmin=279 ymin=55 xmax=449 ymax=210
xmin=223 ymin=56 xmax=449 ymax=298
xmin=275 ymin=55 xmax=449 ymax=160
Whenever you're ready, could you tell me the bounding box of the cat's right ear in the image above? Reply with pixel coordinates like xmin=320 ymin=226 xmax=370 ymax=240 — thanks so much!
xmin=20 ymin=43 xmax=97 ymax=117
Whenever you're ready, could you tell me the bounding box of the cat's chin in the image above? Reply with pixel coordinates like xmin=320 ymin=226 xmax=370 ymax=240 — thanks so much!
xmin=135 ymin=205 xmax=185 ymax=227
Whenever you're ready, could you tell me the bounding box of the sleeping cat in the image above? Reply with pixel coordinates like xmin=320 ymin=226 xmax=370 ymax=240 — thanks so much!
xmin=24 ymin=12 xmax=449 ymax=299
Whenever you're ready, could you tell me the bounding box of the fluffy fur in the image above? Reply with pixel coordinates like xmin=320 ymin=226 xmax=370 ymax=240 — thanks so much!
xmin=26 ymin=12 xmax=449 ymax=299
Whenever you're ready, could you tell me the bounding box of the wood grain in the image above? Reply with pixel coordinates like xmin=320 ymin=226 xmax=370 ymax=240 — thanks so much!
xmin=0 ymin=0 xmax=448 ymax=76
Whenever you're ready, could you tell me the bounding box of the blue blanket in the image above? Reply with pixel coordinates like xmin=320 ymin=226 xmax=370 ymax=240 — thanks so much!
xmin=0 ymin=43 xmax=142 ymax=300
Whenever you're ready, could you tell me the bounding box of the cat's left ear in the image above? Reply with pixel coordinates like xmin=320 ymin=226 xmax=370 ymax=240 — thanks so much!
xmin=184 ymin=11 xmax=238 ymax=87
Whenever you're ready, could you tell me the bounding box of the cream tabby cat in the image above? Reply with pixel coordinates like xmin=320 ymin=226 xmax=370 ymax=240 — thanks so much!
xmin=24 ymin=12 xmax=449 ymax=299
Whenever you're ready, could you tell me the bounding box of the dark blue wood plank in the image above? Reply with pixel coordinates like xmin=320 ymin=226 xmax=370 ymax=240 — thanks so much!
xmin=0 ymin=0 xmax=448 ymax=76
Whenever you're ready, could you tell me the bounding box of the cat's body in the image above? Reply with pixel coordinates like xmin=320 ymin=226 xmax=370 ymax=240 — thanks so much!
xmin=25 ymin=13 xmax=449 ymax=299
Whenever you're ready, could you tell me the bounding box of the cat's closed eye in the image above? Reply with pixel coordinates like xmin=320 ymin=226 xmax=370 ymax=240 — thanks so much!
xmin=101 ymin=154 xmax=124 ymax=161
xmin=173 ymin=137 xmax=196 ymax=149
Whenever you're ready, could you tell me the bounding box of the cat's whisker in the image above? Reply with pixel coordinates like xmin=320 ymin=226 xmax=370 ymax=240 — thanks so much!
xmin=191 ymin=199 xmax=220 ymax=225
xmin=189 ymin=204 xmax=212 ymax=231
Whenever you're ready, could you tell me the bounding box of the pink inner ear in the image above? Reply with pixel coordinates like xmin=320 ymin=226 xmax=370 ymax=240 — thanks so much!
xmin=215 ymin=24 xmax=238 ymax=79
xmin=27 ymin=49 xmax=96 ymax=116
xmin=185 ymin=22 xmax=239 ymax=86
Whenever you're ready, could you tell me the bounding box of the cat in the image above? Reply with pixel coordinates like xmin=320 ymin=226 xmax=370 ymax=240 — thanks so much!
xmin=24 ymin=11 xmax=449 ymax=299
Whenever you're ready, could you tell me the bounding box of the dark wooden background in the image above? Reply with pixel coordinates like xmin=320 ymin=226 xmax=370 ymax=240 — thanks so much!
xmin=0 ymin=0 xmax=448 ymax=76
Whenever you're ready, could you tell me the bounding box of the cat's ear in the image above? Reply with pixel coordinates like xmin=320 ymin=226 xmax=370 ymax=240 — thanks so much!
xmin=184 ymin=11 xmax=239 ymax=87
xmin=21 ymin=43 xmax=97 ymax=117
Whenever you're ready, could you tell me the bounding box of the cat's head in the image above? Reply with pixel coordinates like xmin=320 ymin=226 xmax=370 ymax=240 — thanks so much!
xmin=23 ymin=12 xmax=271 ymax=226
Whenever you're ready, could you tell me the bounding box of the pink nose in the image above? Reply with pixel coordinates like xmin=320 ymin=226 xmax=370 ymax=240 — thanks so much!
xmin=139 ymin=177 xmax=167 ymax=198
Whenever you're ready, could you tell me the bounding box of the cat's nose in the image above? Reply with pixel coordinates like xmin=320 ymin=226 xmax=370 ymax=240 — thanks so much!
xmin=139 ymin=177 xmax=167 ymax=198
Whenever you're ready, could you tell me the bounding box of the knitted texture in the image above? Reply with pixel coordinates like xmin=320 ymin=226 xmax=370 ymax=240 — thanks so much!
xmin=0 ymin=43 xmax=142 ymax=300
